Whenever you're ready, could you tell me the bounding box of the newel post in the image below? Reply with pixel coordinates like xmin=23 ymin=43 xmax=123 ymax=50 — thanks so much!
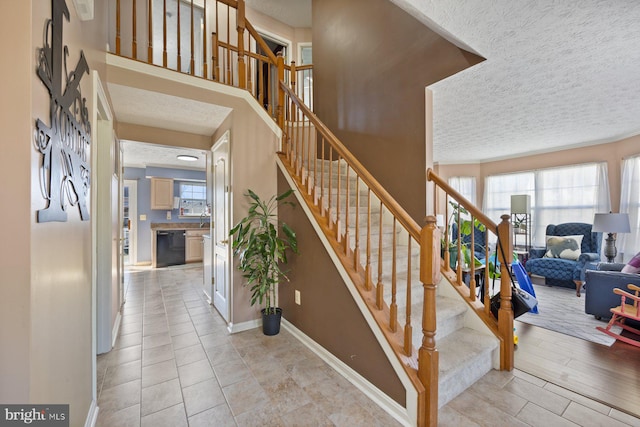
xmin=418 ymin=215 xmax=441 ymax=427
xmin=497 ymin=214 xmax=514 ymax=370
xmin=277 ymin=51 xmax=285 ymax=130
xmin=237 ymin=0 xmax=246 ymax=88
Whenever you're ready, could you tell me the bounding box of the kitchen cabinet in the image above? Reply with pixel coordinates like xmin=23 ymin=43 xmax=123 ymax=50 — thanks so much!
xmin=150 ymin=177 xmax=174 ymax=210
xmin=186 ymin=229 xmax=207 ymax=262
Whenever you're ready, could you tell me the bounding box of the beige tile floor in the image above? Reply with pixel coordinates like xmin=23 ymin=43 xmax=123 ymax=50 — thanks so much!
xmin=95 ymin=265 xmax=640 ymax=427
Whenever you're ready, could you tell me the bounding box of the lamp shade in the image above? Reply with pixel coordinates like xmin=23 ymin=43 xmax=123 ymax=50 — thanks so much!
xmin=592 ymin=213 xmax=631 ymax=233
xmin=510 ymin=195 xmax=531 ymax=214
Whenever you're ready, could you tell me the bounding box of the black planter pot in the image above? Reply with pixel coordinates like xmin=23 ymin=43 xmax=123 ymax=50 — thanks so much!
xmin=261 ymin=308 xmax=282 ymax=336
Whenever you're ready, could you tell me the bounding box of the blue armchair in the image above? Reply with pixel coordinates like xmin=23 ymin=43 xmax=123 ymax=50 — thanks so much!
xmin=525 ymin=223 xmax=601 ymax=297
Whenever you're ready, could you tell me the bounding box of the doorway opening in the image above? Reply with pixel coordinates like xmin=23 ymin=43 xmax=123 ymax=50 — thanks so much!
xmin=256 ymin=33 xmax=288 ymax=113
xmin=123 ymin=180 xmax=137 ymax=267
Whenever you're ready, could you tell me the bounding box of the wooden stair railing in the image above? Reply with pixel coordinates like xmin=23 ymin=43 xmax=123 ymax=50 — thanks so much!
xmin=427 ymin=169 xmax=515 ymax=371
xmin=111 ymin=1 xmax=514 ymax=424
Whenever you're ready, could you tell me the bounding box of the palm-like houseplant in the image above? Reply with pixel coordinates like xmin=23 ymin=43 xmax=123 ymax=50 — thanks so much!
xmin=229 ymin=189 xmax=298 ymax=335
xmin=445 ymin=201 xmax=486 ymax=269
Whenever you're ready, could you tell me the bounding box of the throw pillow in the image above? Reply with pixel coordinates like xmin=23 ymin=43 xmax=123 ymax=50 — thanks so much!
xmin=621 ymin=251 xmax=640 ymax=274
xmin=544 ymin=235 xmax=583 ymax=260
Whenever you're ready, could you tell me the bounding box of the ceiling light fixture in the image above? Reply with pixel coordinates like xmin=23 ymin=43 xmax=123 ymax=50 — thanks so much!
xmin=177 ymin=155 xmax=198 ymax=162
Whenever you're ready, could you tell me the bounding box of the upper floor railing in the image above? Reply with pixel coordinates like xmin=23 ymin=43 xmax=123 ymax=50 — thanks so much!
xmin=111 ymin=0 xmax=313 ymax=117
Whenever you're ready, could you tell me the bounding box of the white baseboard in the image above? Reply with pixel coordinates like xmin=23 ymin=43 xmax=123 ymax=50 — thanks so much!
xmin=111 ymin=312 xmax=122 ymax=348
xmin=84 ymin=399 xmax=98 ymax=427
xmin=281 ymin=319 xmax=411 ymax=427
xmin=227 ymin=318 xmax=260 ymax=334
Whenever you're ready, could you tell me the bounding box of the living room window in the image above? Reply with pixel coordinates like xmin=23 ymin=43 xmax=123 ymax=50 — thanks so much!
xmin=483 ymin=162 xmax=610 ymax=246
xmin=448 ymin=176 xmax=476 ymax=205
xmin=619 ymin=155 xmax=640 ymax=261
xmin=484 ymin=171 xmax=535 ymax=235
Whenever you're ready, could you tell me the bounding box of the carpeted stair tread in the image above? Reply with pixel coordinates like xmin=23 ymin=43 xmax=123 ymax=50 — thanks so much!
xmin=436 ymin=327 xmax=498 ymax=407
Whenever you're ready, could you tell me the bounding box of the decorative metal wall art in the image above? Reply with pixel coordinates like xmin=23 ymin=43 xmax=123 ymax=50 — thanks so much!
xmin=35 ymin=0 xmax=91 ymax=222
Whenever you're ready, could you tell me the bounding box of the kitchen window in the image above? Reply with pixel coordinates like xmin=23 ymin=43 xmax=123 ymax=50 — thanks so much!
xmin=179 ymin=182 xmax=207 ymax=216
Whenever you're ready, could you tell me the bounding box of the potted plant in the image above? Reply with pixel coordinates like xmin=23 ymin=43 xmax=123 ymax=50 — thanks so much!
xmin=229 ymin=189 xmax=298 ymax=335
xmin=445 ymin=201 xmax=486 ymax=269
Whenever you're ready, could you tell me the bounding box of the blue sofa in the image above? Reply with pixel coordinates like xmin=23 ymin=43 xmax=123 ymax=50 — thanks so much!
xmin=525 ymin=223 xmax=601 ymax=297
xmin=585 ymin=263 xmax=640 ymax=327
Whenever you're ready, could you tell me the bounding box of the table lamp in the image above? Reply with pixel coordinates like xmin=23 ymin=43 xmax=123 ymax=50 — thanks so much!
xmin=593 ymin=213 xmax=631 ymax=263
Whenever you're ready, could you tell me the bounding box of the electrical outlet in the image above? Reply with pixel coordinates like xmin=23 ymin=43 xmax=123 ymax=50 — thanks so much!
xmin=139 ymin=214 xmax=147 ymax=221
xmin=166 ymin=211 xmax=171 ymax=220
xmin=294 ymin=290 xmax=301 ymax=305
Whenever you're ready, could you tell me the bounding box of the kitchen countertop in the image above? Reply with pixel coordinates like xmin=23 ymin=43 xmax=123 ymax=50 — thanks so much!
xmin=150 ymin=222 xmax=210 ymax=230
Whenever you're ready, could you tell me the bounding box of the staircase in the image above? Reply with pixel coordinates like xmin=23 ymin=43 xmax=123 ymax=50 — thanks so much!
xmin=316 ymin=158 xmax=498 ymax=407
xmin=110 ymin=1 xmax=517 ymax=423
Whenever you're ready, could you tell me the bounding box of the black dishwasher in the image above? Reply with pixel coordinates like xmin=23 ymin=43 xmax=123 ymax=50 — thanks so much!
xmin=156 ymin=230 xmax=186 ymax=267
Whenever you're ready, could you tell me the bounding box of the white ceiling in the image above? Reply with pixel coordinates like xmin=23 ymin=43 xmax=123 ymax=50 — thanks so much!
xmin=108 ymin=0 xmax=640 ymax=167
xmin=389 ymin=0 xmax=640 ymax=164
xmin=120 ymin=140 xmax=208 ymax=170
xmin=108 ymin=83 xmax=231 ymax=170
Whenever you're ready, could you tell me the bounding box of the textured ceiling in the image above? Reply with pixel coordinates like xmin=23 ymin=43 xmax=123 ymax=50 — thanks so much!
xmin=108 ymin=83 xmax=231 ymax=170
xmin=108 ymin=83 xmax=231 ymax=135
xmin=121 ymin=140 xmax=207 ymax=170
xmin=388 ymin=0 xmax=640 ymax=164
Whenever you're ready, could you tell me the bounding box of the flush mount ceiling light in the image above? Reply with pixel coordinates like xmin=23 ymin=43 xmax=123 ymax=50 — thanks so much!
xmin=177 ymin=155 xmax=199 ymax=162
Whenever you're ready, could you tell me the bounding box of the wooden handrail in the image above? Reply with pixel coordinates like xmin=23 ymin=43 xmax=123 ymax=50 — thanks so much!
xmin=279 ymin=83 xmax=439 ymax=425
xmin=284 ymin=63 xmax=313 ymax=71
xmin=281 ymin=81 xmax=422 ymax=241
xmin=245 ymin=20 xmax=279 ymax=64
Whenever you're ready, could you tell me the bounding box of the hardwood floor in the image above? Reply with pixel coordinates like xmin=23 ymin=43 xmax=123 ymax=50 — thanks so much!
xmin=514 ymin=319 xmax=640 ymax=419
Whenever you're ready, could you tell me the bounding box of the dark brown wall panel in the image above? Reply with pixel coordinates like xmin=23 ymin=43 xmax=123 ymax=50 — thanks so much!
xmin=312 ymin=0 xmax=484 ymax=222
xmin=277 ymin=171 xmax=406 ymax=406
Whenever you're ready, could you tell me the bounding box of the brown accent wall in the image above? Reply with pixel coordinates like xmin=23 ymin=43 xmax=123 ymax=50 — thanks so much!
xmin=277 ymin=171 xmax=406 ymax=406
xmin=312 ymin=0 xmax=484 ymax=222
xmin=437 ymin=136 xmax=640 ymax=212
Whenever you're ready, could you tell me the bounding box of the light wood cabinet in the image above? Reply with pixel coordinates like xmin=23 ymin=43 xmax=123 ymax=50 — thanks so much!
xmin=186 ymin=229 xmax=207 ymax=262
xmin=150 ymin=177 xmax=174 ymax=210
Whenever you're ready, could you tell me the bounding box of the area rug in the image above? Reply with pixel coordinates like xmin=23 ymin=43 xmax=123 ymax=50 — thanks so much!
xmin=516 ymin=284 xmax=621 ymax=346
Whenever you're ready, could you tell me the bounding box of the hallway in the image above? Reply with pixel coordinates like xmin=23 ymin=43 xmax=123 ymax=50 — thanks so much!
xmin=95 ymin=265 xmax=640 ymax=426
xmin=95 ymin=265 xmax=400 ymax=426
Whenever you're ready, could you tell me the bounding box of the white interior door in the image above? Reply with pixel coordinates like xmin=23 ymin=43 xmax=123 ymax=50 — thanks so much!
xmin=212 ymin=134 xmax=230 ymax=321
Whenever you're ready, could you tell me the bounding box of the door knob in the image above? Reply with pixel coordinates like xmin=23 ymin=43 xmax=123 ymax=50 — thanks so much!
xmin=219 ymin=239 xmax=229 ymax=245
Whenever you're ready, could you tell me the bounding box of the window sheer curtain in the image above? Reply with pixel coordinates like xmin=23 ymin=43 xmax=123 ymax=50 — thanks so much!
xmin=483 ymin=163 xmax=610 ymax=247
xmin=448 ymin=176 xmax=476 ymax=205
xmin=619 ymin=155 xmax=640 ymax=261
xmin=483 ymin=171 xmax=534 ymax=233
